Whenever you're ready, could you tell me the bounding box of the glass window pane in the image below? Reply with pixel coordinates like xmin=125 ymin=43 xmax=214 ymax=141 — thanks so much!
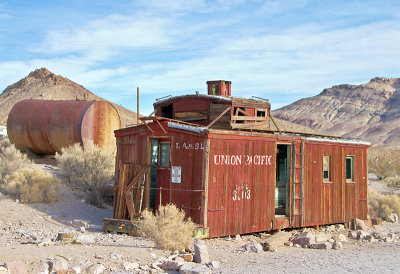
xmin=346 ymin=157 xmax=353 ymax=180
xmin=159 ymin=143 xmax=170 ymax=168
xmin=323 ymin=155 xmax=330 ymax=180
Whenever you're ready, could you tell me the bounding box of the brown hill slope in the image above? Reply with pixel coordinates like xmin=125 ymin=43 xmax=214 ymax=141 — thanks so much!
xmin=272 ymin=77 xmax=400 ymax=147
xmin=0 ymin=68 xmax=137 ymax=127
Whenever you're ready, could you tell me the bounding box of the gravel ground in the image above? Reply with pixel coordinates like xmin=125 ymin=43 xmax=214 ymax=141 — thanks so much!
xmin=0 ymin=167 xmax=399 ymax=273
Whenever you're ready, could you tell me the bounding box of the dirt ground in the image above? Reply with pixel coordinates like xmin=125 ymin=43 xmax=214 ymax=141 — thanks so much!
xmin=0 ymin=165 xmax=400 ymax=273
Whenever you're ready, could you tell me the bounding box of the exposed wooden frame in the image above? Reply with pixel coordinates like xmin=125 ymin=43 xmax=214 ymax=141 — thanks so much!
xmin=206 ymin=106 xmax=231 ymax=129
xmin=270 ymin=115 xmax=281 ymax=133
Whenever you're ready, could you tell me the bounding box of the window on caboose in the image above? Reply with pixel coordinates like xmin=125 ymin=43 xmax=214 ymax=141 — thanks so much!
xmin=323 ymin=155 xmax=331 ymax=182
xmin=346 ymin=156 xmax=354 ymax=182
xmin=159 ymin=142 xmax=170 ymax=168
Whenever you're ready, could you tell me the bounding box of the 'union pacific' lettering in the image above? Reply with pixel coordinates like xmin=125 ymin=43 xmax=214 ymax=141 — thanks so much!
xmin=213 ymin=155 xmax=272 ymax=166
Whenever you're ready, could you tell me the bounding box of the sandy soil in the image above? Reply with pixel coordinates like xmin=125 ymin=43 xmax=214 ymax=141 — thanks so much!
xmin=0 ymin=167 xmax=400 ymax=273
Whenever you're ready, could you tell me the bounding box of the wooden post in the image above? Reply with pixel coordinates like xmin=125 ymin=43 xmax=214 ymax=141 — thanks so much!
xmin=201 ymin=139 xmax=211 ymax=228
xmin=137 ymin=87 xmax=139 ymax=125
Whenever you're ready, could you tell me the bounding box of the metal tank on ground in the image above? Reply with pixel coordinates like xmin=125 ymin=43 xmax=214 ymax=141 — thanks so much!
xmin=7 ymin=99 xmax=121 ymax=154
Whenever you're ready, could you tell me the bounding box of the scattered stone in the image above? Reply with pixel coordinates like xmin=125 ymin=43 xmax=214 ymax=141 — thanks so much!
xmin=328 ymin=239 xmax=335 ymax=243
xmin=310 ymin=242 xmax=332 ymax=249
xmin=179 ymin=254 xmax=193 ymax=262
xmin=79 ymin=227 xmax=86 ymax=233
xmin=315 ymin=233 xmax=332 ymax=242
xmin=94 ymin=254 xmax=104 ymax=260
xmin=294 ymin=244 xmax=301 ymax=248
xmin=0 ymin=266 xmax=7 ymax=274
xmin=86 ymin=263 xmax=105 ymax=274
xmin=263 ymin=231 xmax=291 ymax=251
xmin=71 ymin=219 xmax=88 ymax=228
xmin=348 ymin=231 xmax=358 ymax=239
xmin=351 ymin=218 xmax=368 ymax=231
xmin=332 ymin=242 xmax=343 ymax=250
xmin=332 ymin=234 xmax=347 ymax=242
xmin=245 ymin=243 xmax=263 ymax=253
xmin=110 ymin=252 xmax=122 ymax=261
xmin=284 ymin=241 xmax=293 ymax=247
xmin=357 ymin=230 xmax=370 ymax=240
xmin=39 ymin=237 xmax=53 ymax=246
xmin=5 ymin=261 xmax=28 ymax=274
xmin=74 ymin=234 xmax=96 ymax=245
xmin=235 ymin=234 xmax=241 ymax=241
xmin=371 ymin=231 xmax=383 ymax=240
xmin=292 ymin=231 xmax=315 ymax=247
xmin=72 ymin=266 xmax=82 ymax=274
xmin=387 ymin=213 xmax=399 ymax=223
xmin=383 ymin=237 xmax=393 ymax=243
xmin=180 ymin=263 xmax=211 ymax=274
xmin=335 ymin=224 xmax=345 ymax=231
xmin=207 ymin=261 xmax=220 ymax=269
xmin=193 ymin=239 xmax=209 ymax=264
xmin=161 ymin=260 xmax=183 ymax=271
xmin=123 ymin=262 xmax=139 ymax=271
xmin=140 ymin=265 xmax=149 ymax=271
xmin=49 ymin=258 xmax=69 ymax=272
xmin=57 ymin=231 xmax=76 ymax=244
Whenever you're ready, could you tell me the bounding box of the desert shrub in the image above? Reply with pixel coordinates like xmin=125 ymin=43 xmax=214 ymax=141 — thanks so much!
xmin=55 ymin=140 xmax=115 ymax=208
xmin=0 ymin=139 xmax=30 ymax=181
xmin=368 ymin=147 xmax=400 ymax=180
xmin=2 ymin=167 xmax=60 ymax=203
xmin=385 ymin=176 xmax=400 ymax=189
xmin=137 ymin=204 xmax=197 ymax=251
xmin=368 ymin=188 xmax=400 ymax=219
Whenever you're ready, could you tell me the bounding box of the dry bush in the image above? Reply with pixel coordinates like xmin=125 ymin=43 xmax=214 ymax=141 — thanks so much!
xmin=0 ymin=139 xmax=30 ymax=181
xmin=55 ymin=140 xmax=115 ymax=208
xmin=368 ymin=188 xmax=400 ymax=219
xmin=385 ymin=176 xmax=400 ymax=189
xmin=368 ymin=147 xmax=400 ymax=180
xmin=137 ymin=204 xmax=197 ymax=251
xmin=2 ymin=167 xmax=60 ymax=203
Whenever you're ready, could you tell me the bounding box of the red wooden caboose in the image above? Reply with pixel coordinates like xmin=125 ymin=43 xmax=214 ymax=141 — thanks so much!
xmin=107 ymin=80 xmax=369 ymax=238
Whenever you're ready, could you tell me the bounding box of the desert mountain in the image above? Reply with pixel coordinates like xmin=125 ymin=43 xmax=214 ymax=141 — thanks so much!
xmin=0 ymin=68 xmax=137 ymax=127
xmin=272 ymin=77 xmax=400 ymax=147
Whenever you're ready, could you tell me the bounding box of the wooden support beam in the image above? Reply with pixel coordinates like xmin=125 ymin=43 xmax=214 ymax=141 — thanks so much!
xmin=206 ymin=106 xmax=231 ymax=129
xmin=155 ymin=119 xmax=167 ymax=134
xmin=270 ymin=115 xmax=281 ymax=133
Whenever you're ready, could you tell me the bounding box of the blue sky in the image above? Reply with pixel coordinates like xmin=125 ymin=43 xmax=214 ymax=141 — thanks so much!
xmin=1 ymin=0 xmax=400 ymax=114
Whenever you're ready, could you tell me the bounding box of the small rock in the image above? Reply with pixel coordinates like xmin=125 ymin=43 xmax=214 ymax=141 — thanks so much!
xmin=94 ymin=254 xmax=104 ymax=260
xmin=193 ymin=239 xmax=209 ymax=264
xmin=161 ymin=260 xmax=183 ymax=271
xmin=39 ymin=237 xmax=53 ymax=246
xmin=50 ymin=258 xmax=69 ymax=272
xmin=0 ymin=266 xmax=7 ymax=274
xmin=74 ymin=234 xmax=96 ymax=245
xmin=71 ymin=219 xmax=88 ymax=228
xmin=328 ymin=239 xmax=334 ymax=243
xmin=86 ymin=263 xmax=105 ymax=274
xmin=335 ymin=224 xmax=345 ymax=231
xmin=235 ymin=234 xmax=241 ymax=241
xmin=179 ymin=254 xmax=193 ymax=262
xmin=294 ymin=244 xmax=301 ymax=248
xmin=245 ymin=243 xmax=263 ymax=253
xmin=123 ymin=261 xmax=139 ymax=271
xmin=174 ymin=257 xmax=186 ymax=264
xmin=352 ymin=218 xmax=368 ymax=231
xmin=387 ymin=213 xmax=399 ymax=223
xmin=332 ymin=234 xmax=347 ymax=242
xmin=284 ymin=241 xmax=293 ymax=247
xmin=348 ymin=231 xmax=358 ymax=239
xmin=332 ymin=242 xmax=343 ymax=250
xmin=140 ymin=265 xmax=149 ymax=271
xmin=79 ymin=227 xmax=86 ymax=233
xmin=207 ymin=261 xmax=220 ymax=269
xmin=263 ymin=231 xmax=291 ymax=251
xmin=357 ymin=230 xmax=370 ymax=240
xmin=310 ymin=242 xmax=332 ymax=249
xmin=292 ymin=231 xmax=315 ymax=247
xmin=180 ymin=262 xmax=211 ymax=274
xmin=72 ymin=266 xmax=81 ymax=274
xmin=371 ymin=231 xmax=383 ymax=239
xmin=315 ymin=233 xmax=332 ymax=242
xmin=5 ymin=261 xmax=28 ymax=274
xmin=110 ymin=252 xmax=122 ymax=261
xmin=383 ymin=237 xmax=393 ymax=242
xmin=56 ymin=232 xmax=76 ymax=244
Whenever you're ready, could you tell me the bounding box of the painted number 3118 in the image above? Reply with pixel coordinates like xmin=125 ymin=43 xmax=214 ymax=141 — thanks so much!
xmin=232 ymin=185 xmax=251 ymax=201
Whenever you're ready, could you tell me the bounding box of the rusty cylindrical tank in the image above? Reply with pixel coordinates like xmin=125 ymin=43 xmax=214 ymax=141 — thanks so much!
xmin=7 ymin=99 xmax=121 ymax=154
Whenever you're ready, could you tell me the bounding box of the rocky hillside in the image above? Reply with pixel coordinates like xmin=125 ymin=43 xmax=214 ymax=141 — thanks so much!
xmin=0 ymin=68 xmax=137 ymax=127
xmin=272 ymin=77 xmax=400 ymax=147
